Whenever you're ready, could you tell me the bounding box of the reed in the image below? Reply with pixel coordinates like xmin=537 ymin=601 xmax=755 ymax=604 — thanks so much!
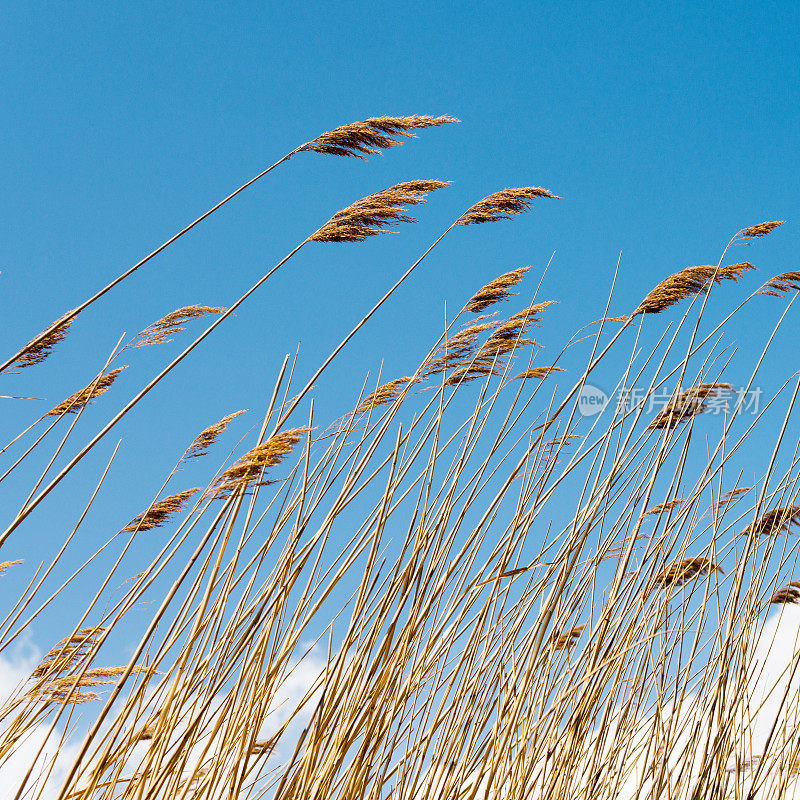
xmin=1 ymin=115 xmax=799 ymax=800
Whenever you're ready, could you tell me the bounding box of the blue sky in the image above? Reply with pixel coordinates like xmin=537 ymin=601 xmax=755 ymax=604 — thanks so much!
xmin=1 ymin=0 xmax=798 ymax=660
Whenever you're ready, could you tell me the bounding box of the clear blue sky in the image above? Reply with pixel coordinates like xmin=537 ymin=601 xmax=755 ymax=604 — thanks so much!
xmin=1 ymin=0 xmax=798 ymax=655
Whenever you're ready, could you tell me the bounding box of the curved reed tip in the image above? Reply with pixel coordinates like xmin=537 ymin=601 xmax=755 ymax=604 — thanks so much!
xmin=745 ymin=505 xmax=800 ymax=537
xmin=311 ymin=180 xmax=450 ymax=243
xmin=127 ymin=306 xmax=226 ymax=349
xmin=633 ymin=262 xmax=755 ymax=316
xmin=46 ymin=366 xmax=127 ymax=417
xmin=303 ymin=115 xmax=458 ymax=159
xmin=211 ymin=427 xmax=310 ymax=497
xmin=741 ymin=220 xmax=785 ymax=238
xmin=759 ymin=271 xmax=800 ymax=297
xmin=5 ymin=311 xmax=75 ymax=372
xmin=122 ymin=488 xmax=201 ymax=533
xmin=466 ymin=267 xmax=530 ymax=313
xmin=456 ymin=187 xmax=560 ymax=226
xmin=648 ymin=383 xmax=731 ymax=430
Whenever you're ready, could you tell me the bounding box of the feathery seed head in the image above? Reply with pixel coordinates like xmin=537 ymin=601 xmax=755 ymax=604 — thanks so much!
xmin=211 ymin=428 xmax=310 ymax=497
xmin=771 ymin=581 xmax=800 ymax=605
xmin=354 ymin=377 xmax=417 ymax=415
xmin=46 ymin=367 xmax=127 ymax=417
xmin=741 ymin=220 xmax=785 ymax=238
xmin=745 ymin=505 xmax=800 ymax=537
xmin=634 ymin=263 xmax=754 ymax=315
xmin=513 ymin=366 xmax=564 ymax=381
xmin=184 ymin=410 xmax=247 ymax=460
xmin=465 ymin=267 xmax=530 ymax=313
xmin=652 ymin=557 xmax=722 ymax=591
xmin=122 ymin=488 xmax=201 ymax=533
xmin=553 ymin=625 xmax=586 ymax=651
xmin=648 ymin=384 xmax=732 ymax=430
xmin=0 ymin=560 xmax=23 ymax=577
xmin=303 ymin=115 xmax=457 ymax=159
xmin=759 ymin=271 xmax=800 ymax=297
xmin=127 ymin=306 xmax=226 ymax=349
xmin=456 ymin=187 xmax=560 ymax=226
xmin=311 ymin=181 xmax=450 ymax=243
xmin=6 ymin=312 xmax=75 ymax=372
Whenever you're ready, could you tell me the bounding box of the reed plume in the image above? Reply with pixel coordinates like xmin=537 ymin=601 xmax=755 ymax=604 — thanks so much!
xmin=310 ymin=180 xmax=449 ymax=242
xmin=302 ymin=115 xmax=457 ymax=159
xmin=354 ymin=377 xmax=416 ymax=414
xmin=456 ymin=187 xmax=560 ymax=226
xmin=465 ymin=267 xmax=530 ymax=312
xmin=741 ymin=220 xmax=785 ymax=238
xmin=183 ymin=410 xmax=247 ymax=459
xmin=651 ymin=556 xmax=723 ymax=590
xmin=514 ymin=366 xmax=564 ymax=380
xmin=29 ymin=666 xmax=147 ymax=705
xmin=553 ymin=624 xmax=586 ymax=650
xmin=211 ymin=428 xmax=309 ymax=497
xmin=122 ymin=488 xmax=201 ymax=533
xmin=5 ymin=312 xmax=74 ymax=372
xmin=759 ymin=271 xmax=800 ymax=297
xmin=644 ymin=498 xmax=686 ymax=516
xmin=744 ymin=505 xmax=800 ymax=537
xmin=0 ymin=560 xmax=23 ymax=576
xmin=648 ymin=383 xmax=731 ymax=430
xmin=478 ymin=301 xmax=555 ymax=357
xmin=715 ymin=486 xmax=752 ymax=510
xmin=45 ymin=367 xmax=127 ymax=417
xmin=770 ymin=581 xmax=800 ymax=605
xmin=32 ymin=627 xmax=106 ymax=679
xmin=126 ymin=306 xmax=226 ymax=348
xmin=633 ymin=263 xmax=755 ymax=315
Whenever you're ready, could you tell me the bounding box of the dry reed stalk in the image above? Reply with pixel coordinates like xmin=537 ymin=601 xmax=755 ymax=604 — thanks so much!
xmin=126 ymin=306 xmax=226 ymax=348
xmin=759 ymin=271 xmax=800 ymax=297
xmin=210 ymin=428 xmax=309 ymax=497
xmin=633 ymin=263 xmax=755 ymax=315
xmin=456 ymin=187 xmax=560 ymax=225
xmin=647 ymin=383 xmax=732 ymax=430
xmin=4 ymin=312 xmax=74 ymax=372
xmin=0 ymin=560 xmax=23 ymax=576
xmin=183 ymin=410 xmax=247 ymax=459
xmin=744 ymin=505 xmax=800 ymax=537
xmin=45 ymin=367 xmax=127 ymax=417
xmin=741 ymin=220 xmax=785 ymax=238
xmin=465 ymin=267 xmax=530 ymax=312
xmin=302 ymin=115 xmax=457 ymax=159
xmin=651 ymin=556 xmax=723 ymax=590
xmin=310 ymin=180 xmax=449 ymax=242
xmin=121 ymin=488 xmax=201 ymax=532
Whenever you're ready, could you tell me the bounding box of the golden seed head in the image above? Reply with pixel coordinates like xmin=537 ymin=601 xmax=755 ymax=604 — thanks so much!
xmin=644 ymin=498 xmax=686 ymax=517
xmin=759 ymin=271 xmax=800 ymax=297
xmin=552 ymin=624 xmax=586 ymax=651
xmin=46 ymin=367 xmax=127 ymax=417
xmin=183 ymin=410 xmax=247 ymax=460
xmin=456 ymin=187 xmax=560 ymax=226
xmin=771 ymin=581 xmax=800 ymax=605
xmin=0 ymin=560 xmax=23 ymax=576
xmin=465 ymin=267 xmax=530 ymax=313
xmin=741 ymin=220 xmax=785 ymax=238
xmin=745 ymin=505 xmax=800 ymax=537
xmin=354 ymin=377 xmax=416 ymax=415
xmin=32 ymin=627 xmax=106 ymax=679
xmin=311 ymin=181 xmax=450 ymax=243
xmin=127 ymin=306 xmax=226 ymax=349
xmin=513 ymin=366 xmax=564 ymax=381
xmin=6 ymin=311 xmax=75 ymax=372
xmin=648 ymin=384 xmax=732 ymax=430
xmin=303 ymin=115 xmax=458 ymax=159
xmin=211 ymin=428 xmax=310 ymax=497
xmin=651 ymin=557 xmax=722 ymax=590
xmin=122 ymin=488 xmax=201 ymax=533
xmin=633 ymin=263 xmax=755 ymax=315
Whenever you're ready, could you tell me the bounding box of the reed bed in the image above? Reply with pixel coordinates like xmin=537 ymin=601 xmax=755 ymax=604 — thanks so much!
xmin=1 ymin=113 xmax=798 ymax=800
